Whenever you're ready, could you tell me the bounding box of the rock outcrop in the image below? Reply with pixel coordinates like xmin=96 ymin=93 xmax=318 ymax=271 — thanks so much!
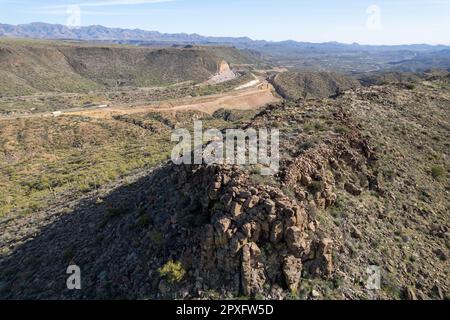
xmin=142 ymin=162 xmax=324 ymax=297
xmin=136 ymin=104 xmax=381 ymax=298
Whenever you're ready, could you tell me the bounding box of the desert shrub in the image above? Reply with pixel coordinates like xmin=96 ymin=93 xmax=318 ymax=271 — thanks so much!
xmin=27 ymin=177 xmax=51 ymax=192
xmin=213 ymin=109 xmax=238 ymax=121
xmin=285 ymin=290 xmax=300 ymax=300
xmin=303 ymin=122 xmax=315 ymax=133
xmin=431 ymin=165 xmax=445 ymax=179
xmin=329 ymin=196 xmax=345 ymax=218
xmin=309 ymin=180 xmax=325 ymax=194
xmin=249 ymin=173 xmax=278 ymax=187
xmin=303 ymin=121 xmax=326 ymax=133
xmin=106 ymin=205 xmax=129 ymax=219
xmin=204 ymin=290 xmax=220 ymax=300
xmin=334 ymin=126 xmax=351 ymax=135
xmin=158 ymin=260 xmax=186 ymax=284
xmin=136 ymin=215 xmax=150 ymax=228
xmin=332 ymin=275 xmax=344 ymax=289
xmin=179 ymin=212 xmax=209 ymax=228
xmin=149 ymin=229 xmax=165 ymax=246
xmin=381 ymin=273 xmax=403 ymax=299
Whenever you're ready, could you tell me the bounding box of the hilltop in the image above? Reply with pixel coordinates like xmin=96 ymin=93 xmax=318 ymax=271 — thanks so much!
xmin=271 ymin=71 xmax=360 ymax=100
xmin=0 ymin=38 xmax=256 ymax=96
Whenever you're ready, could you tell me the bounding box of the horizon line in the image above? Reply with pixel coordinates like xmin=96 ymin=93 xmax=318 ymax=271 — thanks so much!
xmin=2 ymin=21 xmax=450 ymax=47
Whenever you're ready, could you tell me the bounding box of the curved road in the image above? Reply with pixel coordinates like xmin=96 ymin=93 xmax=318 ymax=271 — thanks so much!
xmin=0 ymin=77 xmax=279 ymax=121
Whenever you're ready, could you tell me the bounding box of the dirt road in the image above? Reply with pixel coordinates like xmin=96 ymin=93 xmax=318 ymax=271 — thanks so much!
xmin=0 ymin=79 xmax=279 ymax=121
xmin=68 ymin=82 xmax=278 ymax=119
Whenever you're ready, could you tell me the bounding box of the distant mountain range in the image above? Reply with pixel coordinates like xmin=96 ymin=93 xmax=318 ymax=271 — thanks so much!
xmin=1 ymin=22 xmax=449 ymax=73
xmin=0 ymin=22 xmax=256 ymax=44
xmin=1 ymin=22 xmax=449 ymax=50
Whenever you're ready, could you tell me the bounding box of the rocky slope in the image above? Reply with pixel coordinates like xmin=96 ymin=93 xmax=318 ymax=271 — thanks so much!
xmin=0 ymin=76 xmax=448 ymax=300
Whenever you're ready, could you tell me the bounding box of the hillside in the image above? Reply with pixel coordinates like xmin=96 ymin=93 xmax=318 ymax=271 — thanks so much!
xmin=0 ymin=75 xmax=448 ymax=300
xmin=166 ymin=45 xmax=259 ymax=67
xmin=0 ymin=109 xmax=258 ymax=217
xmin=0 ymin=39 xmax=252 ymax=96
xmin=271 ymin=71 xmax=360 ymax=100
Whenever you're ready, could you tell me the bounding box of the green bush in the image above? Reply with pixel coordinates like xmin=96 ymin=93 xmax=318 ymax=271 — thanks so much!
xmin=431 ymin=166 xmax=445 ymax=179
xmin=334 ymin=126 xmax=351 ymax=135
xmin=158 ymin=260 xmax=186 ymax=284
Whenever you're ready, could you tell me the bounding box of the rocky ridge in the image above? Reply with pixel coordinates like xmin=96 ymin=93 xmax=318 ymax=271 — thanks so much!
xmin=0 ymin=78 xmax=448 ymax=299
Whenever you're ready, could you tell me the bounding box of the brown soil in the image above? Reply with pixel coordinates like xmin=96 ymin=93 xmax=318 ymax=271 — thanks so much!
xmin=65 ymin=81 xmax=279 ymax=119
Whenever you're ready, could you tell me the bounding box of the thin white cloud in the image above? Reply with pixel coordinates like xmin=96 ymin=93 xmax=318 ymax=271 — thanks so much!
xmin=31 ymin=0 xmax=174 ymax=16
xmin=22 ymin=8 xmax=129 ymax=16
xmin=49 ymin=0 xmax=174 ymax=8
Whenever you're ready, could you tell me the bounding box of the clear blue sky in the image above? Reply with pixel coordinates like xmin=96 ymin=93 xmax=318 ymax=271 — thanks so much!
xmin=1 ymin=0 xmax=449 ymax=45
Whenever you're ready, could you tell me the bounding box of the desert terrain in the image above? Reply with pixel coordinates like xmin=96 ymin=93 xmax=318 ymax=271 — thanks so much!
xmin=0 ymin=34 xmax=448 ymax=301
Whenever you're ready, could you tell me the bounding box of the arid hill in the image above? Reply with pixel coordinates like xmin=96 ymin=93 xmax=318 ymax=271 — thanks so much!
xmin=271 ymin=71 xmax=360 ymax=100
xmin=0 ymin=39 xmax=252 ymax=96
